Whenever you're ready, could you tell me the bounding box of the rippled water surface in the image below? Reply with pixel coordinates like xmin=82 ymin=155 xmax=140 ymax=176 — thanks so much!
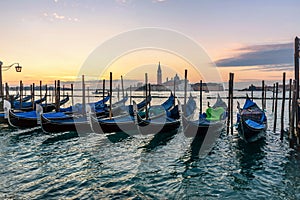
xmin=1 ymin=91 xmax=300 ymax=199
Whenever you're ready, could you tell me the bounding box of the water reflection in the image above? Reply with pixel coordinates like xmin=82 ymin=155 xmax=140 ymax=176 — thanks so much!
xmin=141 ymin=129 xmax=179 ymax=151
xmin=235 ymin=138 xmax=266 ymax=180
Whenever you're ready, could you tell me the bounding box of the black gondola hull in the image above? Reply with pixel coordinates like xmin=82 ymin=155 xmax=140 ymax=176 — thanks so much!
xmin=237 ymin=119 xmax=267 ymax=142
xmin=90 ymin=115 xmax=137 ymax=134
xmin=41 ymin=114 xmax=92 ymax=133
xmin=8 ymin=110 xmax=37 ymax=128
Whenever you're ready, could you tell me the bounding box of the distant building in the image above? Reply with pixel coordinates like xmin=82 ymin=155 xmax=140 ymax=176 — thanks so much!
xmin=191 ymin=82 xmax=224 ymax=91
xmin=163 ymin=74 xmax=191 ymax=91
xmin=157 ymin=62 xmax=162 ymax=85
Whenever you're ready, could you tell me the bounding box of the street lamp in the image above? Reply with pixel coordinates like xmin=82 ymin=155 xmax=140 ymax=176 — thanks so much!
xmin=0 ymin=61 xmax=23 ymax=101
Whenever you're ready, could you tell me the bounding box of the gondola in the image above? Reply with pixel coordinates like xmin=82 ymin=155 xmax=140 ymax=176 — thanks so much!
xmin=40 ymin=95 xmax=125 ymax=133
xmin=136 ymin=101 xmax=180 ymax=135
xmin=41 ymin=113 xmax=92 ymax=133
xmin=13 ymin=94 xmax=47 ymax=111
xmin=183 ymin=94 xmax=227 ymax=138
xmin=7 ymin=95 xmax=70 ymax=128
xmin=237 ymin=95 xmax=267 ymax=143
xmin=90 ymin=93 xmax=174 ymax=134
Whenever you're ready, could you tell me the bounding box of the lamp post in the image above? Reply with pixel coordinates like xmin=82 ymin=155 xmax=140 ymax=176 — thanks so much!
xmin=0 ymin=61 xmax=22 ymax=101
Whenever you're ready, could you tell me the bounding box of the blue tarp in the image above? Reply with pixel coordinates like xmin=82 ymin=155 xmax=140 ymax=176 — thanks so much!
xmin=43 ymin=112 xmax=69 ymax=119
xmin=245 ymin=119 xmax=265 ymax=129
xmin=14 ymin=111 xmax=37 ymax=119
xmin=243 ymin=98 xmax=256 ymax=109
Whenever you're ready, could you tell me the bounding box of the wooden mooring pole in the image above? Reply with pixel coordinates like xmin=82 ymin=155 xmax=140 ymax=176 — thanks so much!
xmin=145 ymin=73 xmax=149 ymax=120
xmin=272 ymin=83 xmax=275 ymax=112
xmin=71 ymin=83 xmax=74 ymax=105
xmin=251 ymin=84 xmax=254 ymax=100
xmin=121 ymin=75 xmax=125 ymax=99
xmin=281 ymin=72 xmax=286 ymax=140
xmin=109 ymin=73 xmax=112 ymax=119
xmin=290 ymin=80 xmax=297 ymax=147
xmin=55 ymin=80 xmax=60 ymax=112
xmin=103 ymin=79 xmax=105 ymax=100
xmin=289 ymin=79 xmax=292 ymax=128
xmin=82 ymin=75 xmax=86 ymax=113
xmin=262 ymin=80 xmax=265 ymax=110
xmin=40 ymin=80 xmax=42 ymax=100
xmin=87 ymin=87 xmax=90 ymax=103
xmin=273 ymin=82 xmax=279 ymax=133
xmin=5 ymin=83 xmax=9 ymax=100
xmin=20 ymin=80 xmax=23 ymax=109
xmin=294 ymin=37 xmax=300 ymax=145
xmin=184 ymin=69 xmax=188 ymax=116
xmin=227 ymin=73 xmax=234 ymax=135
xmin=45 ymin=84 xmax=48 ymax=106
xmin=230 ymin=73 xmax=234 ymax=135
xmin=200 ymin=80 xmax=203 ymax=114
xmin=129 ymin=85 xmax=132 ymax=105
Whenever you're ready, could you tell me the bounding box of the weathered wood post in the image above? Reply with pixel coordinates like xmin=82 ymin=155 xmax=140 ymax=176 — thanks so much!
xmin=109 ymin=73 xmax=112 ymax=119
xmin=184 ymin=69 xmax=188 ymax=116
xmin=273 ymin=82 xmax=279 ymax=133
xmin=227 ymin=73 xmax=234 ymax=135
xmin=251 ymin=84 xmax=254 ymax=100
xmin=87 ymin=87 xmax=90 ymax=103
xmin=5 ymin=83 xmax=9 ymax=100
xmin=103 ymin=79 xmax=105 ymax=100
xmin=130 ymin=85 xmax=132 ymax=105
xmin=230 ymin=73 xmax=234 ymax=135
xmin=53 ymin=80 xmax=56 ymax=103
xmin=145 ymin=73 xmax=149 ymax=120
xmin=290 ymin=80 xmax=297 ymax=147
xmin=40 ymin=80 xmax=42 ymax=100
xmin=71 ymin=83 xmax=74 ymax=106
xmin=31 ymin=83 xmax=35 ymax=110
xmin=55 ymin=80 xmax=60 ymax=112
xmin=264 ymin=84 xmax=267 ymax=110
xmin=45 ymin=84 xmax=48 ymax=106
xmin=20 ymin=80 xmax=23 ymax=109
xmin=281 ymin=72 xmax=286 ymax=140
xmin=272 ymin=83 xmax=275 ymax=112
xmin=262 ymin=80 xmax=265 ymax=110
xmin=289 ymin=79 xmax=292 ymax=128
xmin=294 ymin=37 xmax=300 ymax=144
xmin=82 ymin=75 xmax=86 ymax=113
xmin=121 ymin=75 xmax=125 ymax=99
xmin=200 ymin=80 xmax=203 ymax=114
xmin=117 ymin=85 xmax=120 ymax=101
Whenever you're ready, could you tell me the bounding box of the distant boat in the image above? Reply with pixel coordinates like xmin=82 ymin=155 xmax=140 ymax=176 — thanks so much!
xmin=236 ymin=95 xmax=267 ymax=142
xmin=92 ymin=89 xmax=108 ymax=94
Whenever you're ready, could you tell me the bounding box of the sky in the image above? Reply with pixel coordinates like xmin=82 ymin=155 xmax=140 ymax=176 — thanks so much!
xmin=0 ymin=0 xmax=299 ymax=86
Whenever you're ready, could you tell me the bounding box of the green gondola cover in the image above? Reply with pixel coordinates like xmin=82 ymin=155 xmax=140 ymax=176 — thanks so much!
xmin=205 ymin=107 xmax=225 ymax=121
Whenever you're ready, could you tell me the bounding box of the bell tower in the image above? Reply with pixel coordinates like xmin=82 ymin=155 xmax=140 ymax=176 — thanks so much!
xmin=157 ymin=62 xmax=162 ymax=85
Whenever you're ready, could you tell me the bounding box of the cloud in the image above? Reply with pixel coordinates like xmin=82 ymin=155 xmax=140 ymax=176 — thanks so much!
xmin=216 ymin=42 xmax=293 ymax=68
xmin=239 ymin=64 xmax=294 ymax=72
xmin=43 ymin=12 xmax=79 ymax=22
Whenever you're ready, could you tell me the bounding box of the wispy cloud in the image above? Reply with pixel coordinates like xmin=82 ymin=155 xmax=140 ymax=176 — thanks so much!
xmin=239 ymin=64 xmax=293 ymax=72
xmin=43 ymin=12 xmax=79 ymax=22
xmin=216 ymin=42 xmax=293 ymax=68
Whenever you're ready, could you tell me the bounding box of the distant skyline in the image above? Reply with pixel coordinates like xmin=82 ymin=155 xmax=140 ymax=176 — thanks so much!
xmin=1 ymin=0 xmax=298 ymax=85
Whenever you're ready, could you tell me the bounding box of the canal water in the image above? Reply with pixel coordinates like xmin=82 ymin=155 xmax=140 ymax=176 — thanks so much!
xmin=0 ymin=91 xmax=300 ymax=199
